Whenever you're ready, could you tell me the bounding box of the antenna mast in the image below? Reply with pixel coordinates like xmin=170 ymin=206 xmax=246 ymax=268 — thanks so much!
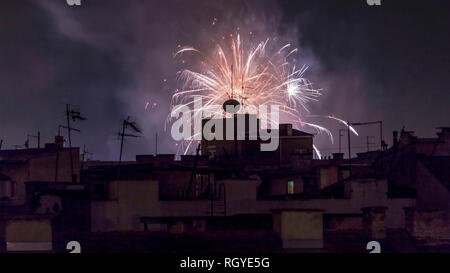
xmin=230 ymin=64 xmax=234 ymax=99
xmin=65 ymin=104 xmax=86 ymax=182
xmin=117 ymin=116 xmax=142 ymax=179
xmin=155 ymin=132 xmax=158 ymax=156
xmin=26 ymin=131 xmax=40 ymax=149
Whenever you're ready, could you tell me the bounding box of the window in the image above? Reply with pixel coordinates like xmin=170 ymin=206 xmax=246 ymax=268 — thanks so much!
xmin=287 ymin=181 xmax=294 ymax=194
xmin=194 ymin=174 xmax=209 ymax=198
xmin=195 ymin=174 xmax=202 ymax=197
xmin=0 ymin=180 xmax=15 ymax=199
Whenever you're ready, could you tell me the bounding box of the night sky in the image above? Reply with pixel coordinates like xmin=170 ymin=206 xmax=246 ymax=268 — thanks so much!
xmin=0 ymin=0 xmax=449 ymax=160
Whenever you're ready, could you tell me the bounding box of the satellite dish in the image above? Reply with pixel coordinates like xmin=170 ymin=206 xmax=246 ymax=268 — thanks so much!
xmin=222 ymin=99 xmax=241 ymax=113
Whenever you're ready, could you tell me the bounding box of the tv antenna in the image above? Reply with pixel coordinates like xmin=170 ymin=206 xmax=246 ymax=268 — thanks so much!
xmin=117 ymin=116 xmax=142 ymax=179
xmin=25 ymin=131 xmax=41 ymax=149
xmin=350 ymin=120 xmax=384 ymax=150
xmin=64 ymin=104 xmax=86 ymax=182
xmin=82 ymin=145 xmax=93 ymax=162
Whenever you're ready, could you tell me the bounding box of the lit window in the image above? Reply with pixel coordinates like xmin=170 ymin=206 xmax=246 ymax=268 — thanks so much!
xmin=287 ymin=181 xmax=294 ymax=194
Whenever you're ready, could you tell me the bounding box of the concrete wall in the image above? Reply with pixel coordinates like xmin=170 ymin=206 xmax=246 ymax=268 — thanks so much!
xmin=232 ymin=197 xmax=414 ymax=230
xmin=379 ymin=129 xmax=450 ymax=211
xmin=362 ymin=206 xmax=387 ymax=240
xmin=91 ymin=175 xmax=414 ymax=232
xmin=91 ymin=179 xmax=160 ymax=231
xmin=4 ymin=216 xmax=52 ymax=252
xmin=91 ymin=177 xmax=261 ymax=231
xmin=344 ymin=178 xmax=388 ymax=205
xmin=415 ymin=161 xmax=450 ymax=210
xmin=29 ymin=150 xmax=80 ymax=182
xmin=0 ymin=162 xmax=29 ymax=206
xmin=279 ymin=136 xmax=313 ymax=163
xmin=0 ymin=148 xmax=80 ymax=207
xmin=272 ymin=209 xmax=324 ymax=248
xmin=92 ymin=192 xmax=414 ymax=232
xmin=324 ymin=214 xmax=363 ymax=231
xmin=157 ymin=169 xmax=197 ymax=199
xmin=405 ymin=208 xmax=450 ymax=245
xmin=318 ymin=166 xmax=338 ymax=190
xmin=219 ymin=178 xmax=259 ymax=202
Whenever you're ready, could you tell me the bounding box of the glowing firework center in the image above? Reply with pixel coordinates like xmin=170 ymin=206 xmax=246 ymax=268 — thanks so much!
xmin=168 ymin=33 xmax=356 ymax=157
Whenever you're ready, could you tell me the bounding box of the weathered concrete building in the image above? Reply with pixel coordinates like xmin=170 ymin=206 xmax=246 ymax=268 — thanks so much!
xmin=0 ymin=136 xmax=81 ymax=252
xmin=0 ymin=136 xmax=80 ymax=206
xmin=201 ymin=114 xmax=314 ymax=164
xmin=0 ymin=125 xmax=449 ymax=253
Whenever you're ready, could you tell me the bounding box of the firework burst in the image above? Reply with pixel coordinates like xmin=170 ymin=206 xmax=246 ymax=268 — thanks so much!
xmin=168 ymin=33 xmax=356 ymax=155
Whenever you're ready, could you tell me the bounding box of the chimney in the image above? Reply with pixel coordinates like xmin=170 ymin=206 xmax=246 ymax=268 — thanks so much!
xmin=437 ymin=127 xmax=450 ymax=142
xmin=393 ymin=131 xmax=398 ymax=149
xmin=279 ymin=124 xmax=292 ymax=136
xmin=55 ymin=135 xmax=64 ymax=148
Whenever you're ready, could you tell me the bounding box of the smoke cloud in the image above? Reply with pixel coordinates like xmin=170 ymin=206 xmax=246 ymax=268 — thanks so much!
xmin=0 ymin=0 xmax=448 ymax=159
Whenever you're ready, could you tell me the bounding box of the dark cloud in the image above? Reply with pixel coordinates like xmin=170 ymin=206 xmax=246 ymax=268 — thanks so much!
xmin=0 ymin=0 xmax=448 ymax=159
xmin=279 ymin=0 xmax=450 ymax=153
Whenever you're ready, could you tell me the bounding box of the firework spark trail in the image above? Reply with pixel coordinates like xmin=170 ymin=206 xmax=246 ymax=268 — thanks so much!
xmin=167 ymin=33 xmax=357 ymax=156
xmin=306 ymin=115 xmax=359 ymax=136
xmin=327 ymin=115 xmax=359 ymax=136
xmin=313 ymin=144 xmax=322 ymax=159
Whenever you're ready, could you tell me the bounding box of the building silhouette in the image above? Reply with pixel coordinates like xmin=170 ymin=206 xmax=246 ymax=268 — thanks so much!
xmin=0 ymin=122 xmax=449 ymax=253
